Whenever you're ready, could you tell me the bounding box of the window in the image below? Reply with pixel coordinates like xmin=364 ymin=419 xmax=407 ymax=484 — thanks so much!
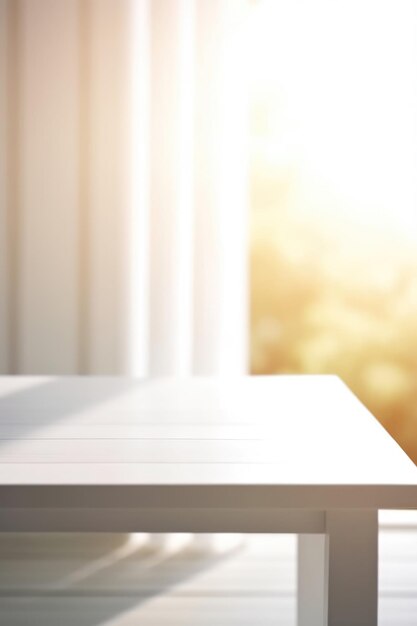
xmin=250 ymin=0 xmax=417 ymax=463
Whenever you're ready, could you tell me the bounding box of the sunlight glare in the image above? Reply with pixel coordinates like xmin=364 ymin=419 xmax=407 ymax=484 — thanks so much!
xmin=250 ymin=0 xmax=417 ymax=244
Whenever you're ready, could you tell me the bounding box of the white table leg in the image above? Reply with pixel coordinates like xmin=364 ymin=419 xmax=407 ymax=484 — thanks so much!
xmin=297 ymin=534 xmax=327 ymax=626
xmin=297 ymin=511 xmax=378 ymax=626
xmin=325 ymin=509 xmax=378 ymax=626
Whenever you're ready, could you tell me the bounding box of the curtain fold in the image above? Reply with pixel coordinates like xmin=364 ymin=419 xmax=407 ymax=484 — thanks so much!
xmin=0 ymin=0 xmax=249 ymax=377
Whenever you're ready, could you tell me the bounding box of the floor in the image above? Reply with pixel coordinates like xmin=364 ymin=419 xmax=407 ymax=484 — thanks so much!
xmin=0 ymin=514 xmax=416 ymax=625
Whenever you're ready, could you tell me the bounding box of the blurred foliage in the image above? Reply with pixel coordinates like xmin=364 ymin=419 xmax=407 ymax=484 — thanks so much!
xmin=249 ymin=0 xmax=417 ymax=465
xmin=250 ymin=203 xmax=417 ymax=465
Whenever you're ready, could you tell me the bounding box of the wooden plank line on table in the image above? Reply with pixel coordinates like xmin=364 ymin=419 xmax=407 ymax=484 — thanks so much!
xmin=0 ymin=438 xmax=266 ymax=441
xmin=0 ymin=462 xmax=280 ymax=465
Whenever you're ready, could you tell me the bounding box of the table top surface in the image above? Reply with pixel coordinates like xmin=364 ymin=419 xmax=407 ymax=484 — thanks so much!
xmin=0 ymin=376 xmax=416 ymax=509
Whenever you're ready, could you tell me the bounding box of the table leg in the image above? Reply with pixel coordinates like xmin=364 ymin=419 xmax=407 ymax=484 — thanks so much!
xmin=297 ymin=534 xmax=327 ymax=626
xmin=297 ymin=510 xmax=378 ymax=626
xmin=325 ymin=509 xmax=378 ymax=626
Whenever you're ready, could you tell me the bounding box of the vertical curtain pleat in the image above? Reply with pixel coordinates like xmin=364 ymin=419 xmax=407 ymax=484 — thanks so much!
xmin=18 ymin=0 xmax=80 ymax=373
xmin=193 ymin=0 xmax=248 ymax=375
xmin=0 ymin=0 xmax=10 ymax=373
xmin=86 ymin=0 xmax=135 ymax=374
xmin=129 ymin=0 xmax=150 ymax=377
xmin=149 ymin=0 xmax=194 ymax=376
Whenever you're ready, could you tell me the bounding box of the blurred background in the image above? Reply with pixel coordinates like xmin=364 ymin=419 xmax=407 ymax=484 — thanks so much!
xmin=250 ymin=0 xmax=417 ymax=464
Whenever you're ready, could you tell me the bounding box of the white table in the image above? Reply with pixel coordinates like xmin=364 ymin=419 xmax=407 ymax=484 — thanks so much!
xmin=0 ymin=376 xmax=416 ymax=626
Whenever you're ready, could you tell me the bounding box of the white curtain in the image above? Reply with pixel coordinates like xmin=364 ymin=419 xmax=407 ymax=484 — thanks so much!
xmin=0 ymin=0 xmax=249 ymax=377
